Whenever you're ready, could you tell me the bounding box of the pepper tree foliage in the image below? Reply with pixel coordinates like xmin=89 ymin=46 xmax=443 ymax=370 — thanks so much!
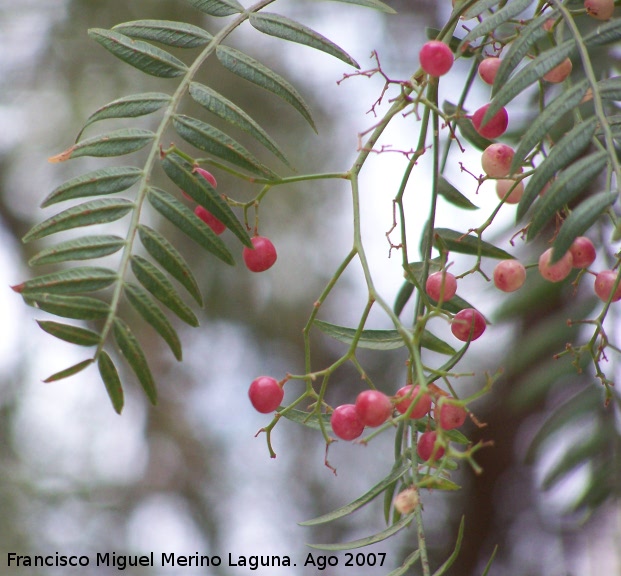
xmin=12 ymin=0 xmax=621 ymax=572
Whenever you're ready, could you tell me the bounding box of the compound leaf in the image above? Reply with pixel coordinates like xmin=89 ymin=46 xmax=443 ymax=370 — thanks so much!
xmin=112 ymin=20 xmax=213 ymax=48
xmin=44 ymin=359 xmax=94 ymax=383
xmin=29 ymin=235 xmax=126 ymax=266
xmin=23 ymin=293 xmax=109 ymax=320
xmin=185 ymin=0 xmax=245 ymax=16
xmin=49 ymin=129 xmax=155 ymax=162
xmin=36 ymin=320 xmax=100 ymax=347
xmin=13 ymin=266 xmax=117 ymax=296
xmin=98 ymin=351 xmax=125 ymax=414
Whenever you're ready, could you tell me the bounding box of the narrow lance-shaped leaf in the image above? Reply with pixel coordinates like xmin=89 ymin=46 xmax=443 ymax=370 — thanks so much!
xmin=49 ymin=129 xmax=155 ymax=162
xmin=36 ymin=320 xmax=100 ymax=347
xmin=249 ymin=13 xmax=359 ymax=68
xmin=42 ymin=166 xmax=143 ymax=207
xmin=12 ymin=267 xmax=117 ymax=296
xmin=88 ymin=28 xmax=188 ymax=78
xmin=431 ymin=517 xmax=466 ymax=576
xmin=23 ymin=294 xmax=109 ymax=320
xmin=459 ymin=0 xmax=534 ymax=47
xmin=462 ymin=0 xmax=502 ymax=19
xmin=185 ymin=0 xmax=244 ymax=16
xmin=583 ymin=17 xmax=621 ymax=49
xmin=23 ymin=198 xmax=134 ymax=243
xmin=112 ymin=20 xmax=213 ymax=48
xmin=596 ymin=76 xmax=621 ymax=100
xmin=438 ymin=177 xmax=478 ymax=210
xmin=326 ymin=0 xmax=396 ymax=13
xmin=216 ymin=45 xmax=317 ymax=132
xmin=98 ymin=351 xmax=124 ymax=414
xmin=44 ymin=359 xmax=94 ymax=383
xmin=29 ymin=235 xmax=126 ymax=266
xmin=386 ymin=549 xmax=422 ymax=576
xmin=113 ymin=317 xmax=157 ymax=405
xmin=433 ymin=228 xmax=514 ymax=259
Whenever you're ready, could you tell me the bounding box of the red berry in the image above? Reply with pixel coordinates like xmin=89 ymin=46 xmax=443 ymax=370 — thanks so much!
xmin=419 ymin=41 xmax=454 ymax=77
xmin=496 ymin=178 xmax=524 ymax=204
xmin=585 ymin=0 xmax=614 ymax=20
xmin=194 ymin=205 xmax=226 ymax=235
xmin=425 ymin=271 xmax=457 ymax=302
xmin=194 ymin=167 xmax=218 ymax=188
xmin=437 ymin=401 xmax=467 ymax=430
xmin=481 ymin=143 xmax=515 ymax=177
xmin=472 ymin=104 xmax=509 ymax=139
xmin=538 ymin=248 xmax=573 ymax=282
xmin=543 ymin=58 xmax=573 ymax=83
xmin=569 ymin=236 xmax=596 ymax=269
xmin=451 ymin=308 xmax=486 ymax=341
xmin=243 ymin=236 xmax=277 ymax=272
xmin=395 ymin=385 xmax=432 ymax=419
xmin=355 ymin=390 xmax=393 ymax=427
xmin=493 ymin=260 xmax=527 ymax=292
xmin=331 ymin=404 xmax=365 ymax=441
xmin=417 ymin=431 xmax=445 ymax=461
xmin=594 ymin=270 xmax=621 ymax=302
xmin=248 ymin=376 xmax=283 ymax=413
xmin=478 ymin=57 xmax=502 ymax=85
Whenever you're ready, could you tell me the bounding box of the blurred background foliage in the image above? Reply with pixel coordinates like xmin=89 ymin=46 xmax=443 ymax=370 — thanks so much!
xmin=1 ymin=1 xmax=620 ymax=575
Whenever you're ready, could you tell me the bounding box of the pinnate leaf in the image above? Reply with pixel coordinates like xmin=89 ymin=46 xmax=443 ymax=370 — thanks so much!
xmin=13 ymin=266 xmax=117 ymax=296
xmin=36 ymin=320 xmax=100 ymax=347
xmin=112 ymin=20 xmax=213 ymax=48
xmin=29 ymin=235 xmax=126 ymax=266
xmin=49 ymin=129 xmax=155 ymax=162
xmin=185 ymin=0 xmax=244 ymax=16
xmin=98 ymin=351 xmax=125 ymax=414
xmin=24 ymin=294 xmax=109 ymax=320
xmin=44 ymin=359 xmax=94 ymax=383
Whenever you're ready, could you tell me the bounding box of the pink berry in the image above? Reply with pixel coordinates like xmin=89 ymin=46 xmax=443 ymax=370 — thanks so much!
xmin=355 ymin=390 xmax=393 ymax=427
xmin=194 ymin=167 xmax=218 ymax=188
xmin=538 ymin=248 xmax=573 ymax=282
xmin=481 ymin=143 xmax=515 ymax=177
xmin=194 ymin=205 xmax=226 ymax=235
xmin=569 ymin=236 xmax=596 ymax=268
xmin=331 ymin=404 xmax=365 ymax=441
xmin=594 ymin=270 xmax=621 ymax=302
xmin=472 ymin=104 xmax=509 ymax=139
xmin=419 ymin=41 xmax=454 ymax=77
xmin=417 ymin=431 xmax=445 ymax=461
xmin=425 ymin=271 xmax=457 ymax=302
xmin=248 ymin=376 xmax=283 ymax=413
xmin=493 ymin=260 xmax=527 ymax=292
xmin=543 ymin=58 xmax=572 ymax=83
xmin=243 ymin=236 xmax=277 ymax=272
xmin=451 ymin=308 xmax=486 ymax=341
xmin=478 ymin=57 xmax=502 ymax=85
xmin=395 ymin=385 xmax=432 ymax=419
xmin=496 ymin=178 xmax=524 ymax=204
xmin=436 ymin=401 xmax=467 ymax=430
xmin=585 ymin=0 xmax=614 ymax=20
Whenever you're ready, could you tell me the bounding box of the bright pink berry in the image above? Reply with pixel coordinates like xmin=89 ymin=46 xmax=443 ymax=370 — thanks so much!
xmin=481 ymin=143 xmax=515 ymax=177
xmin=496 ymin=178 xmax=524 ymax=204
xmin=436 ymin=401 xmax=467 ymax=430
xmin=417 ymin=431 xmax=445 ymax=461
xmin=472 ymin=104 xmax=509 ymax=139
xmin=594 ymin=270 xmax=621 ymax=302
xmin=478 ymin=57 xmax=502 ymax=85
xmin=543 ymin=58 xmax=573 ymax=83
xmin=194 ymin=167 xmax=218 ymax=188
xmin=493 ymin=260 xmax=527 ymax=292
xmin=243 ymin=236 xmax=277 ymax=272
xmin=538 ymin=248 xmax=573 ymax=282
xmin=419 ymin=41 xmax=454 ymax=77
xmin=355 ymin=390 xmax=393 ymax=427
xmin=425 ymin=271 xmax=457 ymax=302
xmin=451 ymin=308 xmax=486 ymax=342
xmin=331 ymin=404 xmax=365 ymax=441
xmin=194 ymin=205 xmax=226 ymax=235
xmin=395 ymin=385 xmax=432 ymax=419
xmin=585 ymin=0 xmax=614 ymax=20
xmin=248 ymin=376 xmax=283 ymax=413
xmin=569 ymin=236 xmax=596 ymax=269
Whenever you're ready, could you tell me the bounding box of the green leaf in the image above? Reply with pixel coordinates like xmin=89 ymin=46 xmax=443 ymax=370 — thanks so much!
xmin=173 ymin=114 xmax=278 ymax=179
xmin=552 ymin=191 xmax=617 ymax=262
xmin=147 ymin=187 xmax=235 ymax=265
xmin=597 ymin=76 xmax=621 ymax=100
xmin=185 ymin=0 xmax=245 ymax=16
xmin=112 ymin=20 xmax=213 ymax=48
xmin=130 ymin=255 xmax=199 ymax=327
xmin=386 ymin=549 xmax=422 ymax=576
xmin=160 ymin=153 xmax=252 ymax=248
xmin=216 ymin=45 xmax=317 ymax=132
xmin=526 ymin=151 xmax=609 ymax=241
xmin=124 ymin=282 xmax=183 ymax=361
xmin=326 ymin=0 xmax=396 ymax=13
xmin=98 ymin=351 xmax=124 ymax=414
xmin=36 ymin=320 xmax=100 ymax=346
xmin=44 ymin=359 xmax=94 ymax=383
xmin=583 ymin=17 xmax=621 ymax=49
xmin=433 ymin=228 xmax=514 ymax=259
xmin=517 ymin=118 xmax=598 ymax=221
xmin=421 ymin=331 xmax=457 ymax=355
xmin=23 ymin=198 xmax=134 ymax=243
xmin=113 ymin=317 xmax=157 ymax=405
xmin=459 ymin=0 xmax=534 ymax=46
xmin=462 ymin=0 xmax=501 ymax=19
xmin=23 ymin=293 xmax=109 ymax=320
xmin=29 ymin=235 xmax=126 ymax=266
xmin=189 ymin=82 xmax=291 ymax=167
xmin=88 ymin=28 xmax=188 ymax=77
xmin=48 ymin=129 xmax=155 ymax=162
xmin=438 ymin=177 xmax=478 ymax=210
xmin=138 ymin=225 xmax=203 ymax=306
xmin=280 ymin=408 xmax=332 ymax=432
xmin=299 ymin=462 xmax=411 ymax=526
xmin=431 ymin=517 xmax=465 ymax=576
xmin=394 ymin=281 xmax=414 ymax=317
xmin=13 ymin=267 xmax=117 ymax=296
xmin=41 ymin=166 xmax=143 ymax=207
xmin=249 ymin=12 xmax=359 ymax=68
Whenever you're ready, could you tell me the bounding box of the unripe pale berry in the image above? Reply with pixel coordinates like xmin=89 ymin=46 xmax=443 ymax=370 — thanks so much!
xmin=472 ymin=104 xmax=509 ymax=139
xmin=248 ymin=376 xmax=284 ymax=413
xmin=417 ymin=431 xmax=445 ymax=461
xmin=493 ymin=260 xmax=527 ymax=292
xmin=436 ymin=401 xmax=468 ymax=430
xmin=395 ymin=385 xmax=432 ymax=419
xmin=569 ymin=236 xmax=596 ymax=269
xmin=496 ymin=178 xmax=524 ymax=204
xmin=393 ymin=487 xmax=419 ymax=515
xmin=478 ymin=57 xmax=502 ymax=85
xmin=419 ymin=41 xmax=454 ymax=77
xmin=355 ymin=390 xmax=393 ymax=427
xmin=543 ymin=58 xmax=573 ymax=83
xmin=538 ymin=248 xmax=573 ymax=282
xmin=243 ymin=236 xmax=277 ymax=272
xmin=594 ymin=270 xmax=621 ymax=302
xmin=425 ymin=271 xmax=457 ymax=302
xmin=585 ymin=0 xmax=614 ymax=20
xmin=481 ymin=143 xmax=515 ymax=177
xmin=331 ymin=404 xmax=365 ymax=441
xmin=194 ymin=205 xmax=226 ymax=235
xmin=451 ymin=308 xmax=486 ymax=341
